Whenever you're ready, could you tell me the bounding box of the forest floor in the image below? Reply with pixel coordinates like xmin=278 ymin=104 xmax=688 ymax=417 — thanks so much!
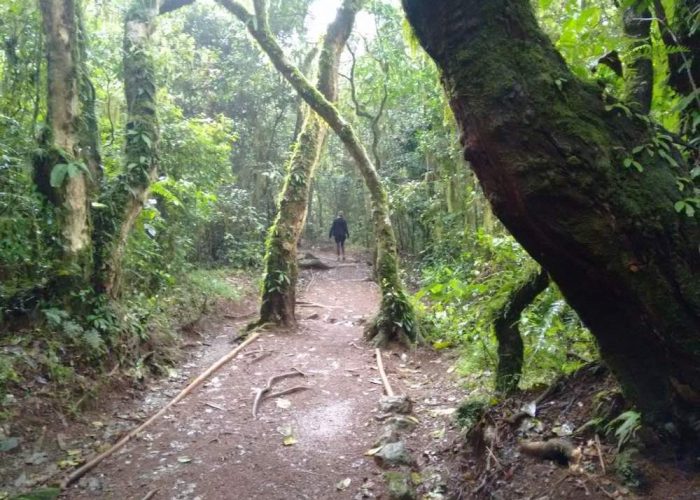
xmin=2 ymin=249 xmax=699 ymax=499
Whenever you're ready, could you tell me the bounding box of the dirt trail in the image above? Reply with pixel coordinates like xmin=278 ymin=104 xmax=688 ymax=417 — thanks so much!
xmin=59 ymin=251 xmax=462 ymax=499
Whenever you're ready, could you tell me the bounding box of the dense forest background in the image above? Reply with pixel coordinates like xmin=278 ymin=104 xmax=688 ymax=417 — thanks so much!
xmin=0 ymin=0 xmax=698 ymax=439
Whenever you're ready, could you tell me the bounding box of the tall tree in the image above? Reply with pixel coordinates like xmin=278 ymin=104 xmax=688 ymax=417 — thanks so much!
xmin=403 ymin=0 xmax=700 ymax=436
xmin=255 ymin=0 xmax=360 ymax=327
xmin=219 ymin=0 xmax=420 ymax=344
xmin=35 ymin=0 xmax=97 ymax=285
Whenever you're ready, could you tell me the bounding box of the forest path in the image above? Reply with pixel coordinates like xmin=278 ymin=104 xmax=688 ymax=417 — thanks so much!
xmin=63 ymin=250 xmax=462 ymax=499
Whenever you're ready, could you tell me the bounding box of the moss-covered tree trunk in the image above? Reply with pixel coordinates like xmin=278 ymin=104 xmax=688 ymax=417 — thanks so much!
xmin=494 ymin=269 xmax=549 ymax=395
xmin=656 ymin=0 xmax=700 ymax=149
xmin=403 ymin=0 xmax=700 ymax=436
xmin=622 ymin=2 xmax=653 ymax=114
xmin=36 ymin=0 xmax=93 ymax=280
xmin=257 ymin=1 xmax=359 ymax=327
xmin=94 ymin=0 xmax=161 ymax=297
xmin=220 ymin=0 xmax=420 ymax=344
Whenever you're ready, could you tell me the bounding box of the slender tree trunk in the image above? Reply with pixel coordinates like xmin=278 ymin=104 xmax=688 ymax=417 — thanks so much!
xmin=403 ymin=0 xmax=700 ymax=435
xmin=655 ymin=0 xmax=700 ymax=151
xmin=494 ymin=269 xmax=549 ymax=394
xmin=94 ymin=0 xmax=161 ymax=297
xmin=36 ymin=0 xmax=92 ymax=281
xmin=622 ymin=2 xmax=653 ymax=114
xmin=219 ymin=0 xmax=420 ymax=344
xmin=254 ymin=0 xmax=360 ymax=327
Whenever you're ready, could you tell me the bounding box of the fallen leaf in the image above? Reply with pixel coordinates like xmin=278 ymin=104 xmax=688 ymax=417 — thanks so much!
xmin=336 ymin=478 xmax=351 ymax=490
xmin=275 ymin=398 xmax=291 ymax=409
xmin=91 ymin=421 xmax=104 ymax=429
xmin=177 ymin=456 xmax=192 ymax=463
xmin=0 ymin=437 xmax=20 ymax=453
xmin=430 ymin=427 xmax=446 ymax=439
xmin=364 ymin=446 xmax=383 ymax=456
xmin=282 ymin=435 xmax=297 ymax=446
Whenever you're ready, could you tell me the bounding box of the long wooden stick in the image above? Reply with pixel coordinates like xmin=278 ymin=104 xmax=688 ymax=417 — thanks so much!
xmin=62 ymin=331 xmax=262 ymax=489
xmin=375 ymin=348 xmax=394 ymax=397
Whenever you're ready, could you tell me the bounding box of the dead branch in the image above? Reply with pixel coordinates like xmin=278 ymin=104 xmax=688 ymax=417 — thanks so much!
xmin=140 ymin=489 xmax=158 ymax=500
xmin=266 ymin=385 xmax=310 ymax=399
xmin=375 ymin=348 xmax=394 ymax=397
xmin=594 ymin=434 xmax=606 ymax=474
xmin=252 ymin=369 xmax=306 ymax=419
xmin=61 ymin=331 xmax=262 ymax=489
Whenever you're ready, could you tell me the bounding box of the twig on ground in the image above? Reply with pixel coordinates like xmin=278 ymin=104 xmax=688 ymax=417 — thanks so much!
xmin=265 ymin=385 xmax=310 ymax=399
xmin=375 ymin=348 xmax=394 ymax=397
xmin=61 ymin=331 xmax=262 ymax=489
xmin=594 ymin=434 xmax=606 ymax=474
xmin=252 ymin=368 xmax=306 ymax=419
xmin=140 ymin=489 xmax=158 ymax=500
xmin=204 ymin=402 xmax=226 ymax=411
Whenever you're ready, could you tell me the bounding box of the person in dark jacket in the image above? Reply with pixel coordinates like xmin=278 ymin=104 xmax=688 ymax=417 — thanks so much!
xmin=329 ymin=211 xmax=349 ymax=261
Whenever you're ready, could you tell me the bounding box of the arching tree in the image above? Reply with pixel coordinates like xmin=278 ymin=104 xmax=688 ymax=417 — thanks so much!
xmin=403 ymin=0 xmax=699 ymax=436
xmin=220 ymin=0 xmax=420 ymax=345
xmin=254 ymin=0 xmax=360 ymax=327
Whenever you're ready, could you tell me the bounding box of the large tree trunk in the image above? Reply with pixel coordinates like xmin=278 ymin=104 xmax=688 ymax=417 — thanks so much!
xmin=220 ymin=0 xmax=420 ymax=344
xmin=494 ymin=269 xmax=549 ymax=395
xmin=257 ymin=0 xmax=359 ymax=327
xmin=403 ymin=0 xmax=700 ymax=436
xmin=36 ymin=0 xmax=93 ymax=282
xmin=94 ymin=0 xmax=161 ymax=297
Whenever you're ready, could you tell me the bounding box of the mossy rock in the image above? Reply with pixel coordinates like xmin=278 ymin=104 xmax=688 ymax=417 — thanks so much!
xmin=383 ymin=471 xmax=416 ymax=500
xmin=456 ymin=399 xmax=488 ymax=431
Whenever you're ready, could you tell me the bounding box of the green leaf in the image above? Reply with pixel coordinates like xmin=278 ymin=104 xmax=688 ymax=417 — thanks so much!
xmin=49 ymin=163 xmax=69 ymax=188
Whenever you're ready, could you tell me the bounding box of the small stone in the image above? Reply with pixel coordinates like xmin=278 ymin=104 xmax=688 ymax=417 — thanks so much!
xmin=378 ymin=395 xmax=412 ymax=414
xmin=384 ymin=471 xmax=416 ymax=500
xmin=373 ymin=441 xmax=414 ymax=468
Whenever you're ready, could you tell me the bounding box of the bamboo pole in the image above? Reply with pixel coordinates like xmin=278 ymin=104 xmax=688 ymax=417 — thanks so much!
xmin=62 ymin=331 xmax=262 ymax=488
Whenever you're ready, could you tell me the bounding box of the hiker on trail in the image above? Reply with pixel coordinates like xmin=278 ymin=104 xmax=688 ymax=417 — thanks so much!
xmin=329 ymin=211 xmax=349 ymax=261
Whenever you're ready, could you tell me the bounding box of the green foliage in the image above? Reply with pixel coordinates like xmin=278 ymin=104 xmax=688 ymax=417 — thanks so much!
xmin=416 ymin=230 xmax=597 ymax=391
xmin=606 ymin=410 xmax=642 ymax=451
xmin=456 ymin=398 xmax=488 ymax=432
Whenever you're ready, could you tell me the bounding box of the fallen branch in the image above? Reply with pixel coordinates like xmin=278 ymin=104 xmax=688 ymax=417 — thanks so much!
xmin=61 ymin=331 xmax=262 ymax=489
xmin=594 ymin=434 xmax=606 ymax=474
xmin=252 ymin=369 xmax=306 ymax=419
xmin=266 ymin=385 xmax=310 ymax=399
xmin=141 ymin=490 xmax=158 ymax=500
xmin=375 ymin=348 xmax=394 ymax=397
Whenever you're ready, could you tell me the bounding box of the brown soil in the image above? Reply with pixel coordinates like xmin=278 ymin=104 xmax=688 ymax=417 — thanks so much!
xmin=2 ymin=249 xmax=698 ymax=499
xmin=0 ymin=250 xmax=465 ymax=499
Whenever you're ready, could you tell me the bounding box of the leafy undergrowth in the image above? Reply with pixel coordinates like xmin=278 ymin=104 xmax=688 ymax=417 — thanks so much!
xmin=447 ymin=363 xmax=700 ymax=499
xmin=0 ymin=269 xmax=253 ymax=425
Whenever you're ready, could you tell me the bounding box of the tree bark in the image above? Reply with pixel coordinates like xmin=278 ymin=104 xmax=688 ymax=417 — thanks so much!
xmin=37 ymin=0 xmax=92 ymax=278
xmin=655 ymin=0 xmax=700 ymax=146
xmin=94 ymin=0 xmax=161 ymax=297
xmin=494 ymin=269 xmax=549 ymax=394
xmin=403 ymin=0 xmax=700 ymax=435
xmin=622 ymin=1 xmax=653 ymax=114
xmin=255 ymin=0 xmax=359 ymax=327
xmin=220 ymin=0 xmax=420 ymax=344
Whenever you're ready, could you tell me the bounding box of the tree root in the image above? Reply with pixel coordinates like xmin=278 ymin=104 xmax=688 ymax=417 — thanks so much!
xmin=252 ymin=368 xmax=306 ymax=419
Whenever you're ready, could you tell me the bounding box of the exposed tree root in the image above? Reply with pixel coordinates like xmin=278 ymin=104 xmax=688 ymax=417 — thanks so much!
xmin=252 ymin=368 xmax=306 ymax=419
